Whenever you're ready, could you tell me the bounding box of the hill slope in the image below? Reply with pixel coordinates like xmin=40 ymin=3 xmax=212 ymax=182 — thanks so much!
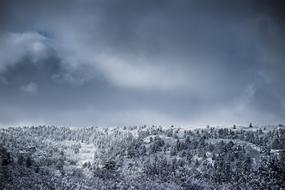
xmin=0 ymin=125 xmax=285 ymax=189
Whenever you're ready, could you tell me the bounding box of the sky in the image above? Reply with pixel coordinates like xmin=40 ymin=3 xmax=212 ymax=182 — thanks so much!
xmin=0 ymin=0 xmax=285 ymax=127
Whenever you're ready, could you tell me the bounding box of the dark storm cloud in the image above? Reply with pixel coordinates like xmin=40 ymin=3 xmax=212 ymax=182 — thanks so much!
xmin=0 ymin=0 xmax=285 ymax=127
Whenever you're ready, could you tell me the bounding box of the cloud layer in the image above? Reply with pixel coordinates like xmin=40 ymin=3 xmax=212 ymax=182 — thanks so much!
xmin=0 ymin=0 xmax=285 ymax=127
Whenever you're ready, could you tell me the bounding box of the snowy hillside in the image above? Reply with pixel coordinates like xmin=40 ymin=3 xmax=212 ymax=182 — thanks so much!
xmin=0 ymin=125 xmax=285 ymax=189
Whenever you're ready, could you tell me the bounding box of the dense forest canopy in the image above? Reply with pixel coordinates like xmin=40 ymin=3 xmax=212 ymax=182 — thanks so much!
xmin=0 ymin=124 xmax=285 ymax=189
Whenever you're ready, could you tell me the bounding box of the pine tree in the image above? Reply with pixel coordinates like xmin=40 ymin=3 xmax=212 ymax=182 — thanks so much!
xmin=26 ymin=156 xmax=32 ymax=168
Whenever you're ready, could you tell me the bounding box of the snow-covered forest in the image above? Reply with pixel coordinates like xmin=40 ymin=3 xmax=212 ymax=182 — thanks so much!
xmin=0 ymin=124 xmax=285 ymax=190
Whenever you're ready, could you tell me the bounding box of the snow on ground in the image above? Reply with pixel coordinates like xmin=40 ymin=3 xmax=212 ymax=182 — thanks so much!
xmin=48 ymin=140 xmax=97 ymax=167
xmin=78 ymin=143 xmax=97 ymax=166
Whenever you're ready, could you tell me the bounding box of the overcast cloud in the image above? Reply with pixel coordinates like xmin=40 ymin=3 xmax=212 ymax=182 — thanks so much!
xmin=0 ymin=0 xmax=285 ymax=127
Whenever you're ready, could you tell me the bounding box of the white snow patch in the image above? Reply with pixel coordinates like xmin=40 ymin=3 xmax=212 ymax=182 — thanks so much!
xmin=78 ymin=143 xmax=97 ymax=166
